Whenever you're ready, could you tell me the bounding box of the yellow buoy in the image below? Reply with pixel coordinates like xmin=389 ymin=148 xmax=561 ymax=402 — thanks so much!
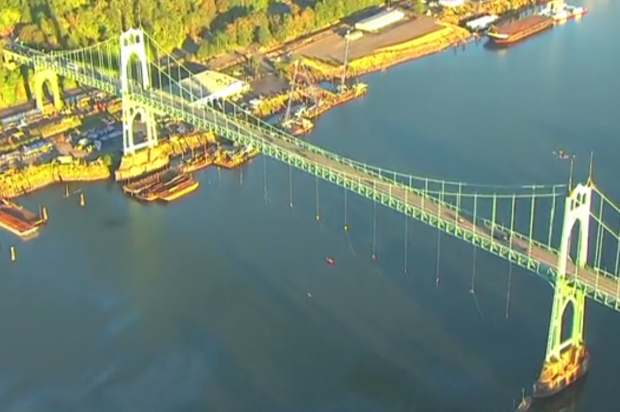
xmin=79 ymin=193 xmax=85 ymax=207
xmin=344 ymin=224 xmax=349 ymax=232
xmin=315 ymin=214 xmax=320 ymax=221
xmin=10 ymin=246 xmax=16 ymax=262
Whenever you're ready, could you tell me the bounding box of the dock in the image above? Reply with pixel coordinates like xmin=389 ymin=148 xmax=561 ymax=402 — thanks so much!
xmin=0 ymin=199 xmax=46 ymax=238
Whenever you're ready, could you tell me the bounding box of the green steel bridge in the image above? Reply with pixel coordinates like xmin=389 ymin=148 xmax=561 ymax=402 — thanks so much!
xmin=2 ymin=28 xmax=619 ymax=396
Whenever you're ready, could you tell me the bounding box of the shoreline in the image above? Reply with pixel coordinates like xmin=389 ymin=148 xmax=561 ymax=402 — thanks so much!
xmin=299 ymin=23 xmax=470 ymax=81
xmin=0 ymin=158 xmax=111 ymax=199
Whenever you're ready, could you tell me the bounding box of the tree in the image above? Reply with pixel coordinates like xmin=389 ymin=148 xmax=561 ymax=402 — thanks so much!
xmin=196 ymin=41 xmax=212 ymax=61
xmin=414 ymin=0 xmax=426 ymax=14
xmin=256 ymin=24 xmax=272 ymax=46
xmin=253 ymin=0 xmax=270 ymax=13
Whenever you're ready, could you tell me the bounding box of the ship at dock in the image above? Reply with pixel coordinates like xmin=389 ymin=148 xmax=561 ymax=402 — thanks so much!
xmin=123 ymin=170 xmax=199 ymax=203
xmin=539 ymin=2 xmax=588 ymax=23
xmin=279 ymin=60 xmax=315 ymax=137
xmin=283 ymin=30 xmax=368 ymax=127
xmin=486 ymin=14 xmax=553 ymax=45
xmin=0 ymin=198 xmax=47 ymax=238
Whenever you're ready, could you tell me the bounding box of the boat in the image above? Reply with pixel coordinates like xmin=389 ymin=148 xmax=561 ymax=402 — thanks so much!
xmin=279 ymin=61 xmax=315 ymax=136
xmin=134 ymin=173 xmax=189 ymax=202
xmin=486 ymin=15 xmax=553 ymax=45
xmin=281 ymin=116 xmax=314 ymax=136
xmin=213 ymin=147 xmax=257 ymax=169
xmin=539 ymin=3 xmax=588 ymax=23
xmin=179 ymin=153 xmax=213 ymax=173
xmin=514 ymin=389 xmax=532 ymax=411
xmin=325 ymin=257 xmax=335 ymax=265
xmin=533 ymin=345 xmax=589 ymax=398
xmin=122 ymin=170 xmax=169 ymax=195
xmin=331 ymin=83 xmax=368 ymax=107
xmin=0 ymin=199 xmax=44 ymax=238
xmin=158 ymin=178 xmax=199 ymax=202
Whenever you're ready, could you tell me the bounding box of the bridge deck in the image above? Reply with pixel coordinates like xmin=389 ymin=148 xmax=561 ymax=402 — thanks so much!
xmin=242 ymin=118 xmax=620 ymax=302
xmin=7 ymin=44 xmax=619 ymax=310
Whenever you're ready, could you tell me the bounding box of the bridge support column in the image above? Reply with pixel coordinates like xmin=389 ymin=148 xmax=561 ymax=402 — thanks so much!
xmin=120 ymin=28 xmax=157 ymax=155
xmin=534 ymin=183 xmax=591 ymax=398
xmin=34 ymin=68 xmax=63 ymax=113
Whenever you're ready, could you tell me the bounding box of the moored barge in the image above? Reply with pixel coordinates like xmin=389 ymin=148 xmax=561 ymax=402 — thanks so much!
xmin=0 ymin=199 xmax=45 ymax=238
xmin=487 ymin=15 xmax=553 ymax=45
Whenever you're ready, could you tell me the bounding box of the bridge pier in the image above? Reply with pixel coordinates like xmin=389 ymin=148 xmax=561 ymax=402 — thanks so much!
xmin=34 ymin=67 xmax=63 ymax=112
xmin=120 ymin=28 xmax=158 ymax=155
xmin=534 ymin=183 xmax=591 ymax=398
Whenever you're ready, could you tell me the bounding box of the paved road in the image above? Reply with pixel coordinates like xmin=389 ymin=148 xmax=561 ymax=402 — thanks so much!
xmin=8 ymin=44 xmax=619 ymax=309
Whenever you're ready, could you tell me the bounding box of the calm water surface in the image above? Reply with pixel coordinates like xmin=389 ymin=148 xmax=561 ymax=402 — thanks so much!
xmin=1 ymin=1 xmax=619 ymax=411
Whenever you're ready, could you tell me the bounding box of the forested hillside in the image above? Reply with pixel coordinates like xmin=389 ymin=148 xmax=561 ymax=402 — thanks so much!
xmin=0 ymin=0 xmax=388 ymax=107
xmin=1 ymin=0 xmax=387 ymax=56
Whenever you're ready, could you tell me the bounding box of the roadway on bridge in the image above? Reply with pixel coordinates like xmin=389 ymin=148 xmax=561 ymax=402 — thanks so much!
xmin=7 ymin=43 xmax=620 ymax=306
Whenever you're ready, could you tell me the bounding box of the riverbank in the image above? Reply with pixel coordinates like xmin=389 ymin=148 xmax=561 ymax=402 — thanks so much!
xmin=0 ymin=158 xmax=111 ymax=199
xmin=298 ymin=22 xmax=469 ymax=80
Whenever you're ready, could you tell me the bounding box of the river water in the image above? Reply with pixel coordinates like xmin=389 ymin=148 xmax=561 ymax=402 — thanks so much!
xmin=1 ymin=2 xmax=619 ymax=411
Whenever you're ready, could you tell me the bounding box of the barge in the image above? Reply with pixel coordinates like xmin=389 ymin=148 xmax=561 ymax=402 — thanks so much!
xmin=487 ymin=15 xmax=553 ymax=45
xmin=158 ymin=178 xmax=200 ymax=202
xmin=533 ymin=345 xmax=589 ymax=398
xmin=179 ymin=153 xmax=213 ymax=173
xmin=331 ymin=83 xmax=368 ymax=108
xmin=0 ymin=199 xmax=45 ymax=238
xmin=133 ymin=172 xmax=188 ymax=202
xmin=281 ymin=117 xmax=314 ymax=136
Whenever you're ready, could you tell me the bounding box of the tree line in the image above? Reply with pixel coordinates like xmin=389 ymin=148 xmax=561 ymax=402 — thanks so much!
xmin=0 ymin=0 xmax=394 ymax=107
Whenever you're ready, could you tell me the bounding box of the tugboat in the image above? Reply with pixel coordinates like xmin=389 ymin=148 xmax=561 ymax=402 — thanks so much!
xmin=514 ymin=389 xmax=532 ymax=411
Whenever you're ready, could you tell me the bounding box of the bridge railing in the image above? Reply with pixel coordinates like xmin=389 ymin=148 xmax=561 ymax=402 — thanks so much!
xmin=7 ymin=42 xmax=620 ymax=309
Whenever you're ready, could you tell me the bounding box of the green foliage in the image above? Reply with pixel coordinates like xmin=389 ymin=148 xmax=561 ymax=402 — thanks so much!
xmin=99 ymin=153 xmax=114 ymax=167
xmin=8 ymin=0 xmax=385 ymax=57
xmin=0 ymin=0 xmax=386 ymax=106
xmin=413 ymin=0 xmax=426 ymax=14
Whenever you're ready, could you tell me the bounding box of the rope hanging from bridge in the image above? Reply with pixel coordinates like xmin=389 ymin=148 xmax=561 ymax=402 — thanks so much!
xmin=289 ymin=164 xmax=294 ymax=208
xmin=470 ymin=193 xmax=485 ymax=319
xmin=315 ymin=175 xmax=321 ymax=226
xmin=371 ymin=182 xmax=378 ymax=263
xmin=263 ymin=155 xmax=268 ymax=205
xmin=343 ymin=187 xmax=356 ymax=256
xmin=404 ymin=183 xmax=409 ymax=275
xmin=11 ymin=28 xmax=620 ymax=312
xmin=143 ymin=31 xmax=568 ymax=194
xmin=505 ymin=195 xmax=517 ymax=319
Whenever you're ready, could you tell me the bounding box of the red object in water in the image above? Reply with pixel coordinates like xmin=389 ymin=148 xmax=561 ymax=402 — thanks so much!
xmin=325 ymin=257 xmax=335 ymax=265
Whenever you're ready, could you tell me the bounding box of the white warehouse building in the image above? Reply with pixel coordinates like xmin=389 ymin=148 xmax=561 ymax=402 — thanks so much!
xmin=167 ymin=70 xmax=249 ymax=106
xmin=354 ymin=9 xmax=406 ymax=33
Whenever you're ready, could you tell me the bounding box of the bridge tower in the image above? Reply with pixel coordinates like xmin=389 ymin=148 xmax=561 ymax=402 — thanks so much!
xmin=534 ymin=177 xmax=591 ymax=398
xmin=34 ymin=68 xmax=63 ymax=113
xmin=120 ymin=28 xmax=158 ymax=155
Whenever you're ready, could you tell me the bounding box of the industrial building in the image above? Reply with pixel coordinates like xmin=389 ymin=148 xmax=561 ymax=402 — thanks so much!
xmin=439 ymin=0 xmax=465 ymax=7
xmin=354 ymin=9 xmax=406 ymax=33
xmin=167 ymin=70 xmax=249 ymax=106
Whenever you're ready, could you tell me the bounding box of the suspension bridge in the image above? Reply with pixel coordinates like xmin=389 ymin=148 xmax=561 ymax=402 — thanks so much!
xmin=2 ymin=28 xmax=620 ymax=398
